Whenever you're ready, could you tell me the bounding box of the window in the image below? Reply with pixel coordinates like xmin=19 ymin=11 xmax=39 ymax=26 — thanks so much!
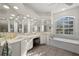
xmin=56 ymin=16 xmax=74 ymax=35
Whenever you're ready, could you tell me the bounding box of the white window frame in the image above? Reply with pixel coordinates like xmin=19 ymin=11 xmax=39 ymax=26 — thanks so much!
xmin=55 ymin=16 xmax=75 ymax=35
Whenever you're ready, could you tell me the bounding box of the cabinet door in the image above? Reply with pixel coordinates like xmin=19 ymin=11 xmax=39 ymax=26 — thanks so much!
xmin=0 ymin=46 xmax=2 ymax=56
xmin=26 ymin=39 xmax=33 ymax=51
xmin=9 ymin=41 xmax=21 ymax=56
xmin=46 ymin=35 xmax=50 ymax=45
xmin=40 ymin=35 xmax=47 ymax=44
xmin=21 ymin=39 xmax=33 ymax=56
xmin=21 ymin=39 xmax=27 ymax=56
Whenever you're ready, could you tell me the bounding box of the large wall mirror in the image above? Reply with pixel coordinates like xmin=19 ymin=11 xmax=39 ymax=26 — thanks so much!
xmin=0 ymin=20 xmax=8 ymax=32
xmin=0 ymin=23 xmax=8 ymax=32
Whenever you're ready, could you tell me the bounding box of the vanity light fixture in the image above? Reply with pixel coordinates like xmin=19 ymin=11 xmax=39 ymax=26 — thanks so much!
xmin=15 ymin=17 xmax=18 ymax=20
xmin=13 ymin=6 xmax=19 ymax=10
xmin=3 ymin=5 xmax=10 ymax=9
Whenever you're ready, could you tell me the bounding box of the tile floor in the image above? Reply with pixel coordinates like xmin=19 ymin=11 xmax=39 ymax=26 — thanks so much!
xmin=27 ymin=45 xmax=79 ymax=56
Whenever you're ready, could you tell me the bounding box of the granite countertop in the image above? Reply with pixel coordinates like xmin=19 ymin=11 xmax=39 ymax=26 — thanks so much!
xmin=0 ymin=34 xmax=40 ymax=46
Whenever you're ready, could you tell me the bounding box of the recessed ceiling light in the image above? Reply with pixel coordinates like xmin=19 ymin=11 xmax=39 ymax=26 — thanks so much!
xmin=9 ymin=17 xmax=13 ymax=19
xmin=23 ymin=17 xmax=27 ymax=19
xmin=3 ymin=5 xmax=10 ymax=9
xmin=13 ymin=6 xmax=19 ymax=9
xmin=11 ymin=14 xmax=15 ymax=17
xmin=62 ymin=8 xmax=66 ymax=11
xmin=26 ymin=14 xmax=30 ymax=17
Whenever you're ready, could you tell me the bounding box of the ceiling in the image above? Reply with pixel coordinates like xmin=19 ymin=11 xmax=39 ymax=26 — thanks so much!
xmin=0 ymin=3 xmax=78 ymax=25
xmin=0 ymin=3 xmax=79 ymax=21
xmin=24 ymin=3 xmax=79 ymax=14
xmin=23 ymin=3 xmax=51 ymax=13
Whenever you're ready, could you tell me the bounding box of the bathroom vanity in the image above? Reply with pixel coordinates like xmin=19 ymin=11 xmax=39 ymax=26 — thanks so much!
xmin=0 ymin=32 xmax=50 ymax=56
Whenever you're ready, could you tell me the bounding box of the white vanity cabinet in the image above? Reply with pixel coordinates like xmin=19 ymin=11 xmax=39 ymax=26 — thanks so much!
xmin=26 ymin=39 xmax=33 ymax=51
xmin=21 ymin=39 xmax=28 ymax=56
xmin=40 ymin=33 xmax=50 ymax=45
xmin=40 ymin=34 xmax=47 ymax=44
xmin=21 ymin=38 xmax=33 ymax=56
xmin=0 ymin=46 xmax=2 ymax=56
xmin=9 ymin=41 xmax=21 ymax=56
